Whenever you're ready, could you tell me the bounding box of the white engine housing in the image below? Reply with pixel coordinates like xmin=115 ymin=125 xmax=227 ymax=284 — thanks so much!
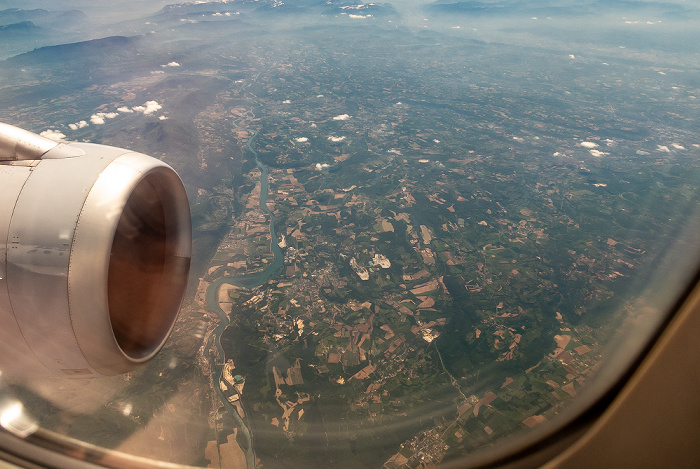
xmin=0 ymin=126 xmax=191 ymax=378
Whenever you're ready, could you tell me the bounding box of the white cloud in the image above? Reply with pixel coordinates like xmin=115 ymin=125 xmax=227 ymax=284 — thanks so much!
xmin=283 ymin=99 xmax=291 ymax=104
xmin=89 ymin=112 xmax=119 ymax=125
xmin=68 ymin=120 xmax=88 ymax=130
xmin=133 ymin=101 xmax=162 ymax=115
xmin=143 ymin=101 xmax=162 ymax=114
xmin=159 ymin=115 xmax=169 ymax=120
xmin=295 ymin=137 xmax=309 ymax=143
xmin=40 ymin=129 xmax=66 ymax=141
xmin=672 ymin=143 xmax=685 ymax=150
xmin=589 ymin=149 xmax=608 ymax=157
xmin=328 ymin=136 xmax=346 ymax=142
xmin=624 ymin=19 xmax=662 ymax=25
xmin=71 ymin=101 xmax=164 ymax=131
xmin=315 ymin=163 xmax=330 ymax=171
xmin=580 ymin=141 xmax=598 ymax=148
xmin=349 ymin=14 xmax=368 ymax=19
xmin=333 ymin=114 xmax=351 ymax=121
xmin=657 ymin=145 xmax=670 ymax=152
xmin=161 ymin=61 xmax=181 ymax=67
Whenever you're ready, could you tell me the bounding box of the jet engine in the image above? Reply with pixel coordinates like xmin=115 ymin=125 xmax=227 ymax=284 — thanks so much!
xmin=0 ymin=123 xmax=191 ymax=378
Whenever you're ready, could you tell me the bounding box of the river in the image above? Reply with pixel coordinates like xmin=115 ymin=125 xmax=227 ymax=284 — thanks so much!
xmin=203 ymin=121 xmax=284 ymax=468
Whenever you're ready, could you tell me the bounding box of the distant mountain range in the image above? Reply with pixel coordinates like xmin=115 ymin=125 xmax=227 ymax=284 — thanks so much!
xmin=154 ymin=0 xmax=397 ymax=20
xmin=0 ymin=8 xmax=86 ymax=27
xmin=0 ymin=20 xmax=41 ymax=34
xmin=6 ymin=35 xmax=138 ymax=66
xmin=0 ymin=8 xmax=90 ymax=60
xmin=425 ymin=0 xmax=696 ymax=18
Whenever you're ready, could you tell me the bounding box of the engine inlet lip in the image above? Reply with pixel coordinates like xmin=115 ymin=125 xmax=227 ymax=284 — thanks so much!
xmin=68 ymin=152 xmax=191 ymax=376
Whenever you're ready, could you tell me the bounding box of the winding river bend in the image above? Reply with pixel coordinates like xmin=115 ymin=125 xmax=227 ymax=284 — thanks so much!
xmin=211 ymin=130 xmax=284 ymax=289
xmin=204 ymin=128 xmax=282 ymax=469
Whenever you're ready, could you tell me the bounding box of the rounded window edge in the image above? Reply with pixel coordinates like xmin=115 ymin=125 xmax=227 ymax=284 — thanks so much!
xmin=443 ymin=265 xmax=700 ymax=469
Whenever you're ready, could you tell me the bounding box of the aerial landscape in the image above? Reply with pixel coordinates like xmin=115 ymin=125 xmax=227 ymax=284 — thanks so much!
xmin=1 ymin=0 xmax=699 ymax=467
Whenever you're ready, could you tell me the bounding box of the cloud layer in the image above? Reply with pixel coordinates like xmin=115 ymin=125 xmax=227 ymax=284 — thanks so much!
xmin=39 ymin=129 xmax=66 ymax=141
xmin=65 ymin=100 xmax=164 ymax=131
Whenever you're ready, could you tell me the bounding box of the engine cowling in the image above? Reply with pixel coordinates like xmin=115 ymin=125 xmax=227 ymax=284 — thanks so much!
xmin=0 ymin=123 xmax=191 ymax=377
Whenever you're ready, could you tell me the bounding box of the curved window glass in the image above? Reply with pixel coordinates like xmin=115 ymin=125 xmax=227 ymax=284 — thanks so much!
xmin=1 ymin=1 xmax=699 ymax=468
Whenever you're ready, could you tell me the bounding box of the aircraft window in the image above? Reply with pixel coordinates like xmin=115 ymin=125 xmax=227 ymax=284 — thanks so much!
xmin=0 ymin=1 xmax=699 ymax=468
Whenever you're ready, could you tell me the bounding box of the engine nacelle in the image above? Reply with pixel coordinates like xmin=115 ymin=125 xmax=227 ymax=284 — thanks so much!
xmin=0 ymin=123 xmax=191 ymax=378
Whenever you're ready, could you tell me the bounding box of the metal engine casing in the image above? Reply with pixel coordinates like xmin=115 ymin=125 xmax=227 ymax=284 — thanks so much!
xmin=0 ymin=139 xmax=191 ymax=377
